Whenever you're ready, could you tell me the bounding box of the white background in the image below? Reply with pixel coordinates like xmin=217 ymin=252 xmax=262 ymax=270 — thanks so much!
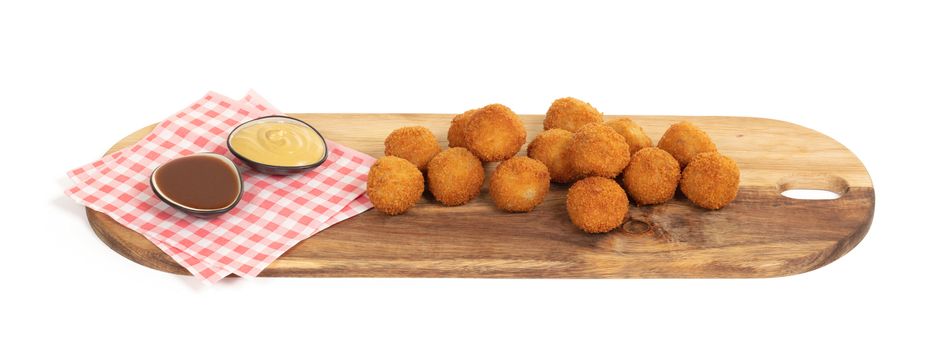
xmin=1 ymin=0 xmax=948 ymax=349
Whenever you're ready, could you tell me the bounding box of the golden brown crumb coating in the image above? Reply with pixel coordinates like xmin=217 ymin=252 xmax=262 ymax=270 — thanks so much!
xmin=622 ymin=147 xmax=680 ymax=205
xmin=566 ymin=177 xmax=629 ymax=233
xmin=447 ymin=108 xmax=479 ymax=148
xmin=605 ymin=118 xmax=653 ymax=155
xmin=489 ymin=156 xmax=550 ymax=212
xmin=527 ymin=129 xmax=577 ymax=183
xmin=567 ymin=123 xmax=630 ymax=178
xmin=680 ymin=152 xmax=740 ymax=210
xmin=427 ymin=147 xmax=485 ymax=206
xmin=657 ymin=121 xmax=717 ymax=168
xmin=544 ymin=97 xmax=604 ymax=132
xmin=463 ymin=104 xmax=526 ymax=162
xmin=367 ymin=156 xmax=425 ymax=215
xmin=384 ymin=126 xmax=441 ymax=171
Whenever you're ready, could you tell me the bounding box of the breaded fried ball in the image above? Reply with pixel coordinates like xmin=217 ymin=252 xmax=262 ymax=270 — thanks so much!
xmin=527 ymin=129 xmax=576 ymax=183
xmin=384 ymin=126 xmax=441 ymax=171
xmin=489 ymin=156 xmax=550 ymax=212
xmin=367 ymin=156 xmax=425 ymax=215
xmin=567 ymin=123 xmax=630 ymax=178
xmin=566 ymin=177 xmax=629 ymax=233
xmin=657 ymin=121 xmax=717 ymax=168
xmin=544 ymin=97 xmax=604 ymax=132
xmin=464 ymin=104 xmax=526 ymax=162
xmin=622 ymin=147 xmax=680 ymax=205
xmin=680 ymin=152 xmax=740 ymax=210
xmin=427 ymin=147 xmax=485 ymax=206
xmin=447 ymin=108 xmax=479 ymax=148
xmin=605 ymin=118 xmax=653 ymax=155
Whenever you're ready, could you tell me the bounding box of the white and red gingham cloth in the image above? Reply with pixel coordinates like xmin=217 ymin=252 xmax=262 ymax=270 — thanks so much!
xmin=65 ymin=91 xmax=375 ymax=283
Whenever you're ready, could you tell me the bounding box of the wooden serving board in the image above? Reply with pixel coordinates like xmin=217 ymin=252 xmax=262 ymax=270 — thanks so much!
xmin=87 ymin=114 xmax=874 ymax=278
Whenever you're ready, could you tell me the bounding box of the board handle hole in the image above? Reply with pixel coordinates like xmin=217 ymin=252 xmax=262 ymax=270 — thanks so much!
xmin=622 ymin=219 xmax=652 ymax=234
xmin=778 ymin=175 xmax=848 ymax=200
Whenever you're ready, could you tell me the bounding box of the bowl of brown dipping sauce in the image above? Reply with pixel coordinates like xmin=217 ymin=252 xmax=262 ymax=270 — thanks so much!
xmin=227 ymin=115 xmax=328 ymax=175
xmin=150 ymin=153 xmax=243 ymax=217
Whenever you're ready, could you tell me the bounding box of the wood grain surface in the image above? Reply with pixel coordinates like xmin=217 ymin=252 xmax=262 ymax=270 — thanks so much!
xmin=86 ymin=114 xmax=874 ymax=278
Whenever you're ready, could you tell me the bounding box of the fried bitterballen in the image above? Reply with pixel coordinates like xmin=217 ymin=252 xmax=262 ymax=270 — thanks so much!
xmin=622 ymin=147 xmax=680 ymax=206
xmin=605 ymin=118 xmax=652 ymax=155
xmin=527 ymin=129 xmax=576 ymax=183
xmin=427 ymin=147 xmax=485 ymax=206
xmin=367 ymin=156 xmax=425 ymax=215
xmin=657 ymin=121 xmax=717 ymax=168
xmin=680 ymin=152 xmax=740 ymax=210
xmin=566 ymin=177 xmax=629 ymax=233
xmin=384 ymin=126 xmax=441 ymax=171
xmin=544 ymin=97 xmax=604 ymax=132
xmin=447 ymin=108 xmax=479 ymax=148
xmin=489 ymin=156 xmax=550 ymax=212
xmin=567 ymin=123 xmax=630 ymax=178
xmin=464 ymin=104 xmax=526 ymax=162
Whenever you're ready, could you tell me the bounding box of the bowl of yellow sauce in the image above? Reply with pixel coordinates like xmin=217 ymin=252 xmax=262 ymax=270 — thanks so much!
xmin=227 ymin=115 xmax=328 ymax=175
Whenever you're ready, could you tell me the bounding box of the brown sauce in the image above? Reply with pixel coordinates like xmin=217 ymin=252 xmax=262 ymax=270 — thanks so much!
xmin=153 ymin=154 xmax=241 ymax=210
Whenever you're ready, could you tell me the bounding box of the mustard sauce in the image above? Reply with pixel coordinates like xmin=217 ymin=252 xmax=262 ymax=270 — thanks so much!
xmin=230 ymin=121 xmax=325 ymax=166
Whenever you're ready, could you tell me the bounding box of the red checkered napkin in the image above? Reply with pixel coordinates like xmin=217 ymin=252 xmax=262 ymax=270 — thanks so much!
xmin=66 ymin=91 xmax=375 ymax=283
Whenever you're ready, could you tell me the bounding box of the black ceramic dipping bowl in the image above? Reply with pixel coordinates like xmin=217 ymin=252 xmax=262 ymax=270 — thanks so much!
xmin=227 ymin=115 xmax=328 ymax=175
xmin=150 ymin=153 xmax=244 ymax=217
